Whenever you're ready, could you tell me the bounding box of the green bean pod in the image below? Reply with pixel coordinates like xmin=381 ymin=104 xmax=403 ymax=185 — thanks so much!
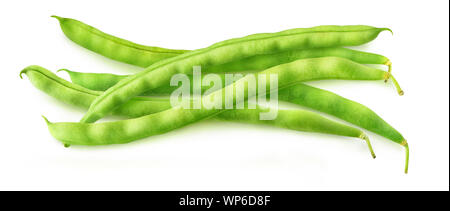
xmin=57 ymin=55 xmax=406 ymax=173
xmin=31 ymin=57 xmax=390 ymax=144
xmin=205 ymin=47 xmax=391 ymax=73
xmin=60 ymin=47 xmax=395 ymax=93
xmin=53 ymin=17 xmax=394 ymax=83
xmin=52 ymin=16 xmax=190 ymax=67
xmin=58 ymin=67 xmax=408 ymax=172
xmin=57 ymin=66 xmax=407 ymax=172
xmin=21 ymin=65 xmax=376 ymax=158
xmin=80 ymin=26 xmax=391 ymax=123
xmin=56 ymin=68 xmax=405 ymax=148
xmin=53 ymin=17 xmax=391 ymax=68
xmin=20 ymin=65 xmax=171 ymax=117
xmin=278 ymin=84 xmax=409 ymax=173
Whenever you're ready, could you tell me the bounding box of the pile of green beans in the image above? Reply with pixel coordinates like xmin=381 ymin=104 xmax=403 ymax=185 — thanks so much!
xmin=20 ymin=16 xmax=409 ymax=173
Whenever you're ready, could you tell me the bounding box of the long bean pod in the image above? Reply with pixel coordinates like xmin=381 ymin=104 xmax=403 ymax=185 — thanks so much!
xmin=53 ymin=17 xmax=396 ymax=86
xmin=78 ymin=25 xmax=391 ymax=123
xmin=60 ymin=47 xmax=397 ymax=93
xmin=52 ymin=16 xmax=189 ymax=67
xmin=57 ymin=66 xmax=408 ymax=172
xmin=21 ymin=65 xmax=376 ymax=157
xmin=55 ymin=39 xmax=406 ymax=172
xmin=57 ymin=68 xmax=406 ymax=152
xmin=28 ymin=56 xmax=391 ymax=145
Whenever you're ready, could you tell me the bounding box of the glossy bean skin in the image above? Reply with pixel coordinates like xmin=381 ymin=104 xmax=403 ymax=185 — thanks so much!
xmin=22 ymin=65 xmax=375 ymax=157
xmin=80 ymin=26 xmax=391 ymax=123
xmin=52 ymin=16 xmax=190 ymax=67
xmin=29 ymin=56 xmax=389 ymax=144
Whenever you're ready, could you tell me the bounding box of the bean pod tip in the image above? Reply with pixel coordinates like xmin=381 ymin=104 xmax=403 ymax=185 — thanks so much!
xmin=41 ymin=115 xmax=50 ymax=124
xmin=56 ymin=68 xmax=70 ymax=74
xmin=50 ymin=15 xmax=63 ymax=21
xmin=19 ymin=65 xmax=36 ymax=79
xmin=381 ymin=28 xmax=394 ymax=35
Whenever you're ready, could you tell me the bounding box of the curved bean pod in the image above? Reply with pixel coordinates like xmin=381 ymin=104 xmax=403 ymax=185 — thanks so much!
xmin=206 ymin=47 xmax=391 ymax=74
xmin=53 ymin=17 xmax=398 ymax=91
xmin=31 ymin=57 xmax=390 ymax=145
xmin=21 ymin=66 xmax=375 ymax=157
xmin=58 ymin=65 xmax=407 ymax=172
xmin=52 ymin=16 xmax=190 ymax=67
xmin=57 ymin=68 xmax=406 ymax=152
xmin=60 ymin=47 xmax=395 ymax=92
xmin=53 ymin=17 xmax=391 ymax=67
xmin=58 ymin=68 xmax=240 ymax=96
xmin=80 ymin=26 xmax=391 ymax=123
xmin=20 ymin=65 xmax=171 ymax=117
xmin=279 ymin=84 xmax=409 ymax=173
xmin=53 ymin=17 xmax=395 ymax=86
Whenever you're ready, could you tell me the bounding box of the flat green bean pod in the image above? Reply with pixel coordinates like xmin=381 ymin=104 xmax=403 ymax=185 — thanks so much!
xmin=53 ymin=17 xmax=391 ymax=67
xmin=21 ymin=65 xmax=376 ymax=158
xmin=52 ymin=16 xmax=190 ymax=67
xmin=61 ymin=47 xmax=396 ymax=93
xmin=58 ymin=66 xmax=408 ymax=173
xmin=30 ymin=57 xmax=390 ymax=145
xmin=55 ymin=46 xmax=406 ymax=172
xmin=58 ymin=68 xmax=406 ymax=147
xmin=53 ymin=17 xmax=395 ymax=85
xmin=79 ymin=25 xmax=391 ymax=123
xmin=205 ymin=47 xmax=392 ymax=74
xmin=278 ymin=84 xmax=409 ymax=173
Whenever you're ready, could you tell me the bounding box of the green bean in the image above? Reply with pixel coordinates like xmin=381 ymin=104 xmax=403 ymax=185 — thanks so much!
xmin=58 ymin=67 xmax=406 ymax=149
xmin=205 ymin=47 xmax=392 ymax=74
xmin=20 ymin=65 xmax=376 ymax=158
xmin=53 ymin=17 xmax=396 ymax=88
xmin=57 ymin=48 xmax=406 ymax=172
xmin=77 ymin=25 xmax=390 ymax=123
xmin=32 ymin=57 xmax=391 ymax=145
xmin=57 ymin=70 xmax=128 ymax=92
xmin=58 ymin=66 xmax=408 ymax=172
xmin=278 ymin=84 xmax=409 ymax=173
xmin=53 ymin=17 xmax=391 ymax=66
xmin=60 ymin=47 xmax=396 ymax=93
xmin=52 ymin=18 xmax=407 ymax=171
xmin=20 ymin=65 xmax=171 ymax=117
xmin=51 ymin=16 xmax=189 ymax=67
xmin=58 ymin=68 xmax=241 ymax=96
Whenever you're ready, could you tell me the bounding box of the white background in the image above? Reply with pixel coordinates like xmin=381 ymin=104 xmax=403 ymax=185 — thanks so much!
xmin=0 ymin=0 xmax=448 ymax=191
